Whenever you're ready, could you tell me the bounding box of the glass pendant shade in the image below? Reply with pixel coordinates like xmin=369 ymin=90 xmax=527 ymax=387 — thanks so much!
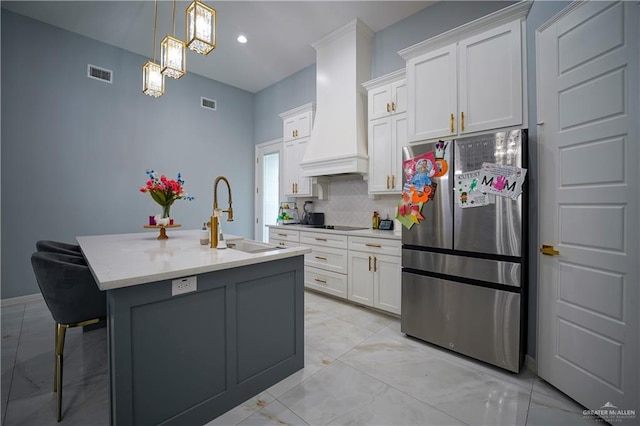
xmin=161 ymin=35 xmax=186 ymax=79
xmin=142 ymin=61 xmax=164 ymax=97
xmin=186 ymin=0 xmax=216 ymax=55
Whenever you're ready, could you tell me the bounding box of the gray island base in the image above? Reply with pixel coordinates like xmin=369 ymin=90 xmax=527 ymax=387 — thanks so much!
xmin=107 ymin=256 xmax=304 ymax=425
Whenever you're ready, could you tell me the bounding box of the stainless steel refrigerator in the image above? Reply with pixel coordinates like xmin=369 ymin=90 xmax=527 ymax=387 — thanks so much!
xmin=401 ymin=129 xmax=527 ymax=373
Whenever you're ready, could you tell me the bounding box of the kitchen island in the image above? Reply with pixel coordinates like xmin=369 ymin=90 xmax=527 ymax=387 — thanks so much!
xmin=77 ymin=229 xmax=310 ymax=425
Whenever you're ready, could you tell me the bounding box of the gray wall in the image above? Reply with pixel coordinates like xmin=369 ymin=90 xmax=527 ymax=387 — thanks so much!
xmin=1 ymin=10 xmax=255 ymax=299
xmin=253 ymin=65 xmax=316 ymax=144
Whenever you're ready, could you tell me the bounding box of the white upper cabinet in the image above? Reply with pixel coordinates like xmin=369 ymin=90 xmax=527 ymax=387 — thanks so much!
xmin=399 ymin=1 xmax=531 ymax=143
xmin=458 ymin=20 xmax=522 ymax=134
xmin=280 ymin=103 xmax=318 ymax=197
xmin=363 ymin=70 xmax=408 ymax=194
xmin=406 ymin=44 xmax=457 ymax=141
xmin=283 ymin=110 xmax=313 ymax=142
xmin=368 ymin=77 xmax=407 ymax=120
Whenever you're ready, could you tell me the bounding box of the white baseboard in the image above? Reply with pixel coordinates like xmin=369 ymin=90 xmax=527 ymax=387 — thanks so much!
xmin=525 ymin=354 xmax=537 ymax=374
xmin=1 ymin=293 xmax=43 ymax=307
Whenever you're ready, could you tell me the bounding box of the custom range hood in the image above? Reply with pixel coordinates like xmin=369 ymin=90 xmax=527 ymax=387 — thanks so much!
xmin=300 ymin=19 xmax=373 ymax=177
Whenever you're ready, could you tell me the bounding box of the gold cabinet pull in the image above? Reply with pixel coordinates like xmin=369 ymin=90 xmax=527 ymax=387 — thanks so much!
xmin=374 ymin=256 xmax=378 ymax=272
xmin=461 ymin=111 xmax=465 ymax=131
xmin=540 ymin=244 xmax=560 ymax=256
xmin=315 ymin=255 xmax=327 ymax=261
xmin=277 ymin=233 xmax=287 ymax=237
xmin=386 ymin=175 xmax=390 ymax=189
xmin=314 ymin=278 xmax=327 ymax=284
xmin=365 ymin=243 xmax=381 ymax=248
xmin=450 ymin=113 xmax=455 ymax=133
xmin=386 ymin=103 xmax=391 ymax=112
xmin=391 ymin=175 xmax=395 ymax=188
xmin=391 ymin=101 xmax=396 ymax=111
xmin=368 ymin=256 xmax=372 ymax=271
xmin=315 ymin=237 xmax=327 ymax=241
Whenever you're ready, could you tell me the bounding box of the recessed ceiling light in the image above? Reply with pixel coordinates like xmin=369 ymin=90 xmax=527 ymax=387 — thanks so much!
xmin=237 ymin=35 xmax=248 ymax=44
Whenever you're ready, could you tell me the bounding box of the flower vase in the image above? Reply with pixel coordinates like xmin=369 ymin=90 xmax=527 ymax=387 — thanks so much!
xmin=162 ymin=205 xmax=171 ymax=219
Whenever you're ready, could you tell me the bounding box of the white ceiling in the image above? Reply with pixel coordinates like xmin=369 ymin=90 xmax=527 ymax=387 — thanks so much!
xmin=2 ymin=1 xmax=435 ymax=93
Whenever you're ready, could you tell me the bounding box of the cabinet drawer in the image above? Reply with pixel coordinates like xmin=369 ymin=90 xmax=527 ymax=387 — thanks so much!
xmin=300 ymin=231 xmax=348 ymax=249
xmin=269 ymin=228 xmax=300 ymax=243
xmin=348 ymin=236 xmax=401 ymax=256
xmin=270 ymin=239 xmax=299 ymax=249
xmin=304 ymin=246 xmax=348 ymax=274
xmin=305 ymin=266 xmax=347 ymax=299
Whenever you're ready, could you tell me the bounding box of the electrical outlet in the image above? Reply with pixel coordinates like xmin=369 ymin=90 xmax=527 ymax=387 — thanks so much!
xmin=172 ymin=276 xmax=197 ymax=296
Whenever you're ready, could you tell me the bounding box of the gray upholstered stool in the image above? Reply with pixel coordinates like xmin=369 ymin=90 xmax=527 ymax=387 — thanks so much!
xmin=36 ymin=240 xmax=83 ymax=257
xmin=30 ymin=251 xmax=106 ymax=422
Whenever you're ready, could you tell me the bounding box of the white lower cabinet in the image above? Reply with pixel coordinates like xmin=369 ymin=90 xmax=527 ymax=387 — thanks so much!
xmin=301 ymin=231 xmax=349 ymax=298
xmin=268 ymin=228 xmax=299 ymax=248
xmin=348 ymin=236 xmax=401 ymax=315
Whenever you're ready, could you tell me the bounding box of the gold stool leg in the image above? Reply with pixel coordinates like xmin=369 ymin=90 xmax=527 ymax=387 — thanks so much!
xmin=55 ymin=323 xmax=67 ymax=422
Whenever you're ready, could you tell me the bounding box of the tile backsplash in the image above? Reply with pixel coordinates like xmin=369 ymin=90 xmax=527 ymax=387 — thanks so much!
xmin=290 ymin=175 xmax=400 ymax=228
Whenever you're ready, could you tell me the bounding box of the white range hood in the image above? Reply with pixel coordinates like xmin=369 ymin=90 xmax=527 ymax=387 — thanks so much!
xmin=300 ymin=19 xmax=373 ymax=177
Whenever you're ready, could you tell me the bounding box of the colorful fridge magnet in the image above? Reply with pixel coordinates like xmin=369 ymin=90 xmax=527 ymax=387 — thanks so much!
xmin=478 ymin=163 xmax=528 ymax=200
xmin=455 ymin=170 xmax=491 ymax=208
xmin=433 ymin=141 xmax=449 ymax=178
xmin=403 ymin=151 xmax=437 ymax=194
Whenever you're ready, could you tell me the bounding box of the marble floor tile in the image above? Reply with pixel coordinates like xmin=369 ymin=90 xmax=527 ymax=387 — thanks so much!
xmin=237 ymin=400 xmax=310 ymax=426
xmin=205 ymin=391 xmax=275 ymax=426
xmin=340 ymin=332 xmax=530 ymax=426
xmin=527 ymin=387 xmax=600 ymax=426
xmin=279 ymin=360 xmax=464 ymax=426
xmin=267 ymin=345 xmax=334 ymax=398
xmin=304 ymin=314 xmax=376 ymax=359
xmin=4 ymin=290 xmax=605 ymax=426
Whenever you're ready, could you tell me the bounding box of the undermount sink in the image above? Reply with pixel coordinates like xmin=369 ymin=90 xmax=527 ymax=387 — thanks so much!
xmin=227 ymin=239 xmax=281 ymax=254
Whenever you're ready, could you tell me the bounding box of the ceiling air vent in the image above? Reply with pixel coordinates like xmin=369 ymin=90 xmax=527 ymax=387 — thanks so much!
xmin=87 ymin=64 xmax=113 ymax=83
xmin=201 ymin=97 xmax=217 ymax=111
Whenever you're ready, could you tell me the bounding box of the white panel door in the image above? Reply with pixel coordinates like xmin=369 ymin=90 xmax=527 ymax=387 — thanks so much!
xmin=537 ymin=0 xmax=639 ymax=416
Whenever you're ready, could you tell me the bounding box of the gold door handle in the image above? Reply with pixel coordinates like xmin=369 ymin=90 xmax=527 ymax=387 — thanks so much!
xmin=373 ymin=256 xmax=378 ymax=272
xmin=391 ymin=175 xmax=395 ymax=188
xmin=386 ymin=175 xmax=390 ymax=189
xmin=314 ymin=278 xmax=327 ymax=284
xmin=315 ymin=237 xmax=327 ymax=241
xmin=461 ymin=111 xmax=465 ymax=131
xmin=450 ymin=113 xmax=455 ymax=133
xmin=391 ymin=102 xmax=396 ymax=111
xmin=386 ymin=103 xmax=391 ymax=112
xmin=315 ymin=256 xmax=327 ymax=261
xmin=365 ymin=243 xmax=381 ymax=248
xmin=368 ymin=256 xmax=372 ymax=271
xmin=277 ymin=233 xmax=287 ymax=237
xmin=540 ymin=244 xmax=560 ymax=256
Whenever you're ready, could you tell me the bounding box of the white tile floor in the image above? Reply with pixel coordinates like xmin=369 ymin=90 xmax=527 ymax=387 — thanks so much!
xmin=1 ymin=290 xmax=601 ymax=425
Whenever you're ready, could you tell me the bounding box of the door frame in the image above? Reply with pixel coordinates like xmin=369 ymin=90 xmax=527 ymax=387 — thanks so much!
xmin=255 ymin=139 xmax=283 ymax=242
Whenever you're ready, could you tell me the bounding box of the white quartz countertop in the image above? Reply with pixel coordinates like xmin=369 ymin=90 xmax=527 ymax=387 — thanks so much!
xmin=266 ymin=224 xmax=401 ymax=240
xmin=77 ymin=229 xmax=311 ymax=291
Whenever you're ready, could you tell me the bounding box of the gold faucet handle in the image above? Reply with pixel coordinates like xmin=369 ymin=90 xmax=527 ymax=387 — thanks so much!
xmin=227 ymin=207 xmax=234 ymax=222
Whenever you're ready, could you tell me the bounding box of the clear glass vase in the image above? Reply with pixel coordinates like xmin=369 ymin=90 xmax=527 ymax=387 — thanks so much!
xmin=162 ymin=204 xmax=171 ymax=219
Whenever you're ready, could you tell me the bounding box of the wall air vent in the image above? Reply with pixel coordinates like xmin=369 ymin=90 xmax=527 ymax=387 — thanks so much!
xmin=201 ymin=97 xmax=217 ymax=111
xmin=87 ymin=64 xmax=113 ymax=83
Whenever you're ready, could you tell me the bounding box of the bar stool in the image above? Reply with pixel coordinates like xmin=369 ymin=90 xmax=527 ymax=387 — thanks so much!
xmin=30 ymin=251 xmax=106 ymax=422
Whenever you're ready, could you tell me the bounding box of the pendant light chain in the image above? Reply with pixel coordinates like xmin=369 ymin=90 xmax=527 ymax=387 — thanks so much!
xmin=172 ymin=0 xmax=177 ymax=36
xmin=152 ymin=0 xmax=158 ymax=61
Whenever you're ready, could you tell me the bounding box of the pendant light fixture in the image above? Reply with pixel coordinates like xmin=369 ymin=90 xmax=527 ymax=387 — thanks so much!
xmin=186 ymin=0 xmax=216 ymax=55
xmin=142 ymin=0 xmax=164 ymax=97
xmin=161 ymin=0 xmax=186 ymax=79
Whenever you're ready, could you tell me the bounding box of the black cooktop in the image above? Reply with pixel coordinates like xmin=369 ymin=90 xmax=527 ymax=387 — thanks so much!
xmin=300 ymin=224 xmax=368 ymax=231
